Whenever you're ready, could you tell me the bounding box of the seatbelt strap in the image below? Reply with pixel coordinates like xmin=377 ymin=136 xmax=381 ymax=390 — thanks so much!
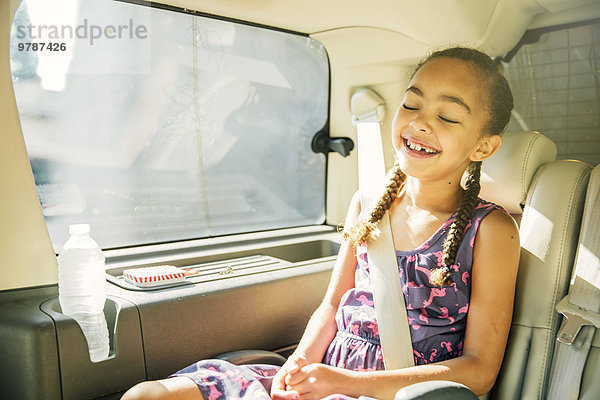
xmin=356 ymin=121 xmax=414 ymax=369
xmin=547 ymin=165 xmax=600 ymax=400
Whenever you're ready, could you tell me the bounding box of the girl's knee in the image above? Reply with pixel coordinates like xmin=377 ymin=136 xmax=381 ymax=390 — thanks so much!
xmin=121 ymin=381 xmax=170 ymax=400
xmin=121 ymin=377 xmax=203 ymax=400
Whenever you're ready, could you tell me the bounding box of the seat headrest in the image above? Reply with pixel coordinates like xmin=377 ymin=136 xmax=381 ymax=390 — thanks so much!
xmin=479 ymin=131 xmax=557 ymax=214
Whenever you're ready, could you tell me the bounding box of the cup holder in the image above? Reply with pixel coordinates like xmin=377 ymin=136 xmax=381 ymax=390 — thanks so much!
xmin=40 ymin=296 xmax=145 ymax=399
xmin=43 ymin=297 xmax=119 ymax=360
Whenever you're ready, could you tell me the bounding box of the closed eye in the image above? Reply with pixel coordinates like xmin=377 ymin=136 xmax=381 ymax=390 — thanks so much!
xmin=402 ymin=104 xmax=418 ymax=111
xmin=439 ymin=115 xmax=459 ymax=124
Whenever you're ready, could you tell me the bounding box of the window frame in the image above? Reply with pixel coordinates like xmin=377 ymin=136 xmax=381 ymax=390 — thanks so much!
xmin=11 ymin=0 xmax=334 ymax=254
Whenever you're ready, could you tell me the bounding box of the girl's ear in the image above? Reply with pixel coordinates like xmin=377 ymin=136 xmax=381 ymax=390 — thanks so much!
xmin=470 ymin=134 xmax=502 ymax=162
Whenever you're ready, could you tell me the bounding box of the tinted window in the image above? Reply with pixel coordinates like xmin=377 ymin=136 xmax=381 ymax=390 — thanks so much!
xmin=10 ymin=0 xmax=329 ymax=252
xmin=503 ymin=22 xmax=600 ymax=165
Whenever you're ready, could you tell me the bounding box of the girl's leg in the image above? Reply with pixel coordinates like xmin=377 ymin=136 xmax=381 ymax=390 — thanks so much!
xmin=121 ymin=376 xmax=204 ymax=400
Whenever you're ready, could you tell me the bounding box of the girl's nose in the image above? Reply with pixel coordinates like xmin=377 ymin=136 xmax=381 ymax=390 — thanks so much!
xmin=409 ymin=118 xmax=431 ymax=134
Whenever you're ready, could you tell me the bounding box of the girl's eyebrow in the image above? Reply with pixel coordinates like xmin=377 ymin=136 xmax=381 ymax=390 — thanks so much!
xmin=441 ymin=94 xmax=472 ymax=115
xmin=406 ymin=85 xmax=472 ymax=115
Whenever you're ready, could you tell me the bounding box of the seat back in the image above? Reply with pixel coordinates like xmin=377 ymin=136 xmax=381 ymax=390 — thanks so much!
xmin=562 ymin=164 xmax=600 ymax=400
xmin=479 ymin=132 xmax=592 ymax=399
xmin=479 ymin=131 xmax=556 ymax=216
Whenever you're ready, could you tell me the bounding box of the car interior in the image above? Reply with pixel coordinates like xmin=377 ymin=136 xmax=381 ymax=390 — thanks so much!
xmin=0 ymin=0 xmax=599 ymax=399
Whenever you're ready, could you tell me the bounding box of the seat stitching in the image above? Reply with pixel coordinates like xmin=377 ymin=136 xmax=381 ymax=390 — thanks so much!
xmin=520 ymin=163 xmax=545 ymax=399
xmin=510 ymin=322 xmax=551 ymax=330
xmin=521 ymin=134 xmax=538 ymax=201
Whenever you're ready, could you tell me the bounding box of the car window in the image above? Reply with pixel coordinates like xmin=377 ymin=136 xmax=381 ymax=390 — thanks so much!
xmin=503 ymin=22 xmax=600 ymax=166
xmin=10 ymin=0 xmax=329 ymax=252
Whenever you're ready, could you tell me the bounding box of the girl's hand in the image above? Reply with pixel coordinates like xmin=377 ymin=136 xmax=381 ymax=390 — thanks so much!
xmin=284 ymin=363 xmax=355 ymax=400
xmin=270 ymin=354 xmax=310 ymax=400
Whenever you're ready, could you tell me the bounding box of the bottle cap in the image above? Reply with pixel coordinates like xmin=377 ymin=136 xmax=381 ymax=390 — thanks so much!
xmin=69 ymin=224 xmax=90 ymax=236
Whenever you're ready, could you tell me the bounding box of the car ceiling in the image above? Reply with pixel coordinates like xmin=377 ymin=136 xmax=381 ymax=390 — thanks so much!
xmin=153 ymin=0 xmax=600 ymax=58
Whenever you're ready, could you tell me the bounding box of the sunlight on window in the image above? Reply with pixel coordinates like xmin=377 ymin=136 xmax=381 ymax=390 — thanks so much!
xmin=10 ymin=0 xmax=329 ymax=251
xmin=20 ymin=0 xmax=78 ymax=91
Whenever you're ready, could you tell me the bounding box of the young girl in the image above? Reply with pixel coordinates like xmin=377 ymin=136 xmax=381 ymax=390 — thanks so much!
xmin=122 ymin=46 xmax=520 ymax=400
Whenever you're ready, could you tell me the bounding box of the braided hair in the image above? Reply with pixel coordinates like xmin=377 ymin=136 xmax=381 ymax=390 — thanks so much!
xmin=431 ymin=161 xmax=482 ymax=286
xmin=342 ymin=160 xmax=406 ymax=244
xmin=344 ymin=46 xmax=513 ymax=286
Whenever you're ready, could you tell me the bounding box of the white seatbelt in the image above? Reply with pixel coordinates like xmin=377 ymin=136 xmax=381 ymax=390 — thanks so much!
xmin=547 ymin=165 xmax=600 ymax=400
xmin=356 ymin=121 xmax=414 ymax=370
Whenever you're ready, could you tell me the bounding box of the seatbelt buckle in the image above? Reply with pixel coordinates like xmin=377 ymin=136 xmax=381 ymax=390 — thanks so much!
xmin=555 ymin=296 xmax=600 ymax=345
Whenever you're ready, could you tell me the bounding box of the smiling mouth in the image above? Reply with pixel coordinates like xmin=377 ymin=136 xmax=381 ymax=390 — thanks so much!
xmin=404 ymin=138 xmax=440 ymax=155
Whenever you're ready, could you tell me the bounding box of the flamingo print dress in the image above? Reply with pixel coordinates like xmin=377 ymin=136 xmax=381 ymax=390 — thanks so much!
xmin=170 ymin=198 xmax=506 ymax=399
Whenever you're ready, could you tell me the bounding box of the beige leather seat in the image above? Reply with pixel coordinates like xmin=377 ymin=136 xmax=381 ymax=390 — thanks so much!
xmin=554 ymin=164 xmax=600 ymax=400
xmin=478 ymin=131 xmax=592 ymax=399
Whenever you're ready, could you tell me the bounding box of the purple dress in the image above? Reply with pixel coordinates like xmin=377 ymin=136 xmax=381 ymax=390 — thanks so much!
xmin=171 ymin=198 xmax=505 ymax=399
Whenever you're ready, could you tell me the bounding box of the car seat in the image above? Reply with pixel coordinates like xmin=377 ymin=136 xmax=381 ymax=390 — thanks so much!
xmin=485 ymin=132 xmax=591 ymax=400
xmin=547 ymin=163 xmax=600 ymax=400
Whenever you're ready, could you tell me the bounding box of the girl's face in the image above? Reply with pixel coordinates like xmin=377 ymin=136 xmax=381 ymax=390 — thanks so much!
xmin=392 ymin=57 xmax=498 ymax=183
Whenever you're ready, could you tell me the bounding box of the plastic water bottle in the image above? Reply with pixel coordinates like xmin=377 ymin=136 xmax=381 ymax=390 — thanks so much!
xmin=58 ymin=224 xmax=109 ymax=362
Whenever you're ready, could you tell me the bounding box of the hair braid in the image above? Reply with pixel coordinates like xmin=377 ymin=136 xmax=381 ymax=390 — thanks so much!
xmin=343 ymin=161 xmax=406 ymax=245
xmin=430 ymin=161 xmax=482 ymax=286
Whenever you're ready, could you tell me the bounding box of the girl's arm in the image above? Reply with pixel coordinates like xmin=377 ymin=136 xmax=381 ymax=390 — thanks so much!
xmin=270 ymin=192 xmax=362 ymax=396
xmin=295 ymin=191 xmax=363 ymax=361
xmin=285 ymin=209 xmax=521 ymax=399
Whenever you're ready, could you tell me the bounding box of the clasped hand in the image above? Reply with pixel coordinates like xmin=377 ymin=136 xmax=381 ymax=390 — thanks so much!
xmin=271 ymin=356 xmax=355 ymax=400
